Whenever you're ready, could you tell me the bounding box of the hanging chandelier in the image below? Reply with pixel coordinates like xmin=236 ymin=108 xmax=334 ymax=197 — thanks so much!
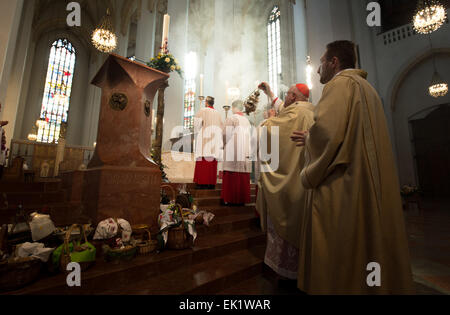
xmin=413 ymin=0 xmax=447 ymax=34
xmin=92 ymin=8 xmax=118 ymax=53
xmin=429 ymin=71 xmax=449 ymax=98
xmin=28 ymin=126 xmax=38 ymax=142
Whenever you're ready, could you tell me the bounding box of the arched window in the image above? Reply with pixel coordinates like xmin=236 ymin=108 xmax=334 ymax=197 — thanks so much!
xmin=183 ymin=52 xmax=197 ymax=130
xmin=268 ymin=6 xmax=282 ymax=97
xmin=37 ymin=38 xmax=76 ymax=143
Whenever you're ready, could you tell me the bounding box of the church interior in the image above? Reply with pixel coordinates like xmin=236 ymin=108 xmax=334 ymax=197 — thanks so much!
xmin=0 ymin=0 xmax=449 ymax=296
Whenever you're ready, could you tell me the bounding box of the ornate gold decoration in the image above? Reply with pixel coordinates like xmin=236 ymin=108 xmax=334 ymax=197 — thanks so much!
xmin=244 ymin=88 xmax=261 ymax=115
xmin=109 ymin=93 xmax=128 ymax=111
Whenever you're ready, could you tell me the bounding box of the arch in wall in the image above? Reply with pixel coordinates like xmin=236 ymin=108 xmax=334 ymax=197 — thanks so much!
xmin=387 ymin=48 xmax=450 ymax=186
xmin=388 ymin=47 xmax=450 ymax=112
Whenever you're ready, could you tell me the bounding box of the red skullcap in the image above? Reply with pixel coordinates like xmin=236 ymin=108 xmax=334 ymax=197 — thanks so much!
xmin=296 ymin=84 xmax=310 ymax=99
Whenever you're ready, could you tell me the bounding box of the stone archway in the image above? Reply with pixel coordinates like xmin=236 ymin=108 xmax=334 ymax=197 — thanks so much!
xmin=387 ymin=49 xmax=450 ymax=186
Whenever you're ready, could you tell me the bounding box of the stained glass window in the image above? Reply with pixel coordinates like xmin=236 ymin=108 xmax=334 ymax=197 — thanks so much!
xmin=183 ymin=78 xmax=196 ymax=129
xmin=268 ymin=6 xmax=282 ymax=97
xmin=183 ymin=52 xmax=197 ymax=130
xmin=37 ymin=38 xmax=76 ymax=143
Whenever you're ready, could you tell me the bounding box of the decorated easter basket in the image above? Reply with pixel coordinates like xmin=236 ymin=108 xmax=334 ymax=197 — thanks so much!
xmin=161 ymin=185 xmax=194 ymax=250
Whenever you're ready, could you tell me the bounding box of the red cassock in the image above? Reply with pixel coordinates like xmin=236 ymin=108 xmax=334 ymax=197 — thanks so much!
xmin=221 ymin=113 xmax=252 ymax=204
xmin=194 ymin=157 xmax=218 ymax=185
xmin=193 ymin=106 xmax=223 ymax=186
xmin=221 ymin=171 xmax=251 ymax=204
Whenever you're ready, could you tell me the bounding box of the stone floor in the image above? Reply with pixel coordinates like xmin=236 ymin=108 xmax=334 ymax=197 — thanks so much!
xmin=220 ymin=198 xmax=450 ymax=296
xmin=404 ymin=199 xmax=450 ymax=295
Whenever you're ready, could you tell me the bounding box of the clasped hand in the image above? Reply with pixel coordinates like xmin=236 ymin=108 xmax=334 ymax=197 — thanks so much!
xmin=291 ymin=130 xmax=308 ymax=147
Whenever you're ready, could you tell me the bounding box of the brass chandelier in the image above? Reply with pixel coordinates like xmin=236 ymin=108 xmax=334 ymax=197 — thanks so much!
xmin=413 ymin=0 xmax=448 ymax=34
xmin=427 ymin=36 xmax=448 ymax=98
xmin=92 ymin=8 xmax=118 ymax=53
xmin=429 ymin=71 xmax=448 ymax=98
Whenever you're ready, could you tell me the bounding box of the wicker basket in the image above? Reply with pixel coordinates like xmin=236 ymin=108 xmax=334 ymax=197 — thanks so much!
xmin=161 ymin=184 xmax=175 ymax=203
xmin=176 ymin=193 xmax=192 ymax=209
xmin=104 ymin=245 xmax=137 ymax=263
xmin=102 ymin=218 xmax=136 ymax=262
xmin=136 ymin=230 xmax=158 ymax=255
xmin=167 ymin=204 xmax=194 ymax=250
xmin=160 ymin=185 xmax=193 ymax=250
xmin=0 ymin=257 xmax=42 ymax=292
xmin=60 ymin=224 xmax=95 ymax=272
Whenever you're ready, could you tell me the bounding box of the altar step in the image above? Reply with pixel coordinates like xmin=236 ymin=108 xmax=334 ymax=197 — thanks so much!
xmin=104 ymin=245 xmax=266 ymax=295
xmin=196 ymin=196 xmax=257 ymax=207
xmin=192 ymin=188 xmax=257 ymax=198
xmin=196 ymin=212 xmax=259 ymax=237
xmin=6 ymin=226 xmax=265 ymax=295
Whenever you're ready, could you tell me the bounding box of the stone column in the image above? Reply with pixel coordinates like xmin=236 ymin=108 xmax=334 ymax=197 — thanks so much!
xmin=2 ymin=0 xmax=35 ymax=141
xmin=81 ymin=54 xmax=169 ymax=232
xmin=0 ymin=0 xmax=24 ymax=110
xmin=135 ymin=4 xmax=157 ymax=63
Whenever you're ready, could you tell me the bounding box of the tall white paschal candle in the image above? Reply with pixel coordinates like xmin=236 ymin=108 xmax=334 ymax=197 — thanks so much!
xmin=162 ymin=14 xmax=170 ymax=51
xmin=200 ymin=74 xmax=204 ymax=96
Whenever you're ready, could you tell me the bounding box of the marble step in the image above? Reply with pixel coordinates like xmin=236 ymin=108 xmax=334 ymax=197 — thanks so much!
xmin=204 ymin=204 xmax=257 ymax=218
xmin=196 ymin=213 xmax=259 ymax=236
xmin=192 ymin=188 xmax=257 ymax=198
xmin=165 ymin=183 xmax=257 ymax=193
xmin=196 ymin=196 xmax=257 ymax=207
xmin=6 ymin=226 xmax=266 ymax=295
xmin=102 ymin=245 xmax=266 ymax=295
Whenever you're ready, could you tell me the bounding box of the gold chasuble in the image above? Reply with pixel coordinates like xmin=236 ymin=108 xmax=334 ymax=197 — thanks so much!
xmin=257 ymin=102 xmax=315 ymax=248
xmin=298 ymin=69 xmax=414 ymax=295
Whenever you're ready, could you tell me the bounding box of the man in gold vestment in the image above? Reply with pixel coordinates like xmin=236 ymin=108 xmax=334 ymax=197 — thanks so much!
xmin=257 ymin=83 xmax=315 ymax=281
xmin=291 ymin=40 xmax=415 ymax=294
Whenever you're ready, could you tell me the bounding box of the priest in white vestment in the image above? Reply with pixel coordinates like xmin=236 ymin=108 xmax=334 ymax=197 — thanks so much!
xmin=221 ymin=100 xmax=252 ymax=206
xmin=193 ymin=96 xmax=224 ymax=189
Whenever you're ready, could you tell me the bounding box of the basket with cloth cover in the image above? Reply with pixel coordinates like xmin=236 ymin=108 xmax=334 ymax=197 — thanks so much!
xmin=96 ymin=218 xmax=137 ymax=263
xmin=159 ymin=185 xmax=196 ymax=250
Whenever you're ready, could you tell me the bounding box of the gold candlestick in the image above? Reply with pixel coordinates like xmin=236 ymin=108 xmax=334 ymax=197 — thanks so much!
xmin=223 ymin=105 xmax=231 ymax=119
